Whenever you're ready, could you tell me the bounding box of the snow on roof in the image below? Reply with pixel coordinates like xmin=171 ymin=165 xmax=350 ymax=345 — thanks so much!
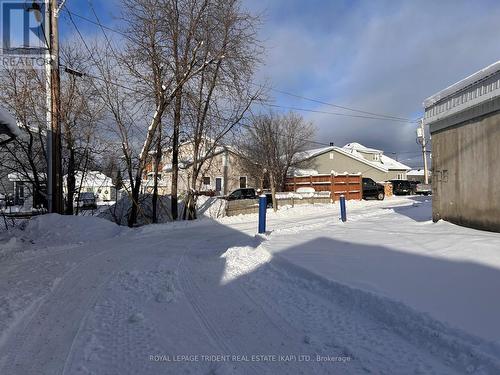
xmin=379 ymin=155 xmax=411 ymax=171
xmin=8 ymin=172 xmax=46 ymax=181
xmin=407 ymin=169 xmax=431 ymax=176
xmin=0 ymin=107 xmax=21 ymax=138
xmin=296 ymin=143 xmax=410 ymax=172
xmin=423 ymin=60 xmax=500 ymax=108
xmin=343 ymin=142 xmax=381 ymax=153
xmin=341 ymin=143 xmax=411 ymax=171
xmin=65 ymin=171 xmax=113 ymax=187
xmin=294 ymin=146 xmax=335 ymax=162
xmin=288 ymin=168 xmax=319 ymax=177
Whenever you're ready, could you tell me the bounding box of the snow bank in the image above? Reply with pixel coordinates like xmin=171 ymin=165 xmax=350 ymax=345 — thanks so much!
xmin=0 ymin=214 xmax=124 ymax=259
xmin=275 ymin=191 xmax=331 ymax=199
xmin=99 ymin=194 xmax=226 ymax=225
xmin=23 ymin=213 xmax=123 ymax=246
xmin=98 ymin=194 xmax=180 ymax=226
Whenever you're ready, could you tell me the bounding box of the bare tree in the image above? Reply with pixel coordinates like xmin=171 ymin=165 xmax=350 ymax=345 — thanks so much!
xmin=239 ymin=111 xmax=315 ymax=211
xmin=88 ymin=0 xmax=222 ymax=226
xmin=180 ymin=0 xmax=263 ymax=220
xmin=0 ymin=67 xmax=48 ymax=208
xmin=60 ymin=44 xmax=105 ymax=214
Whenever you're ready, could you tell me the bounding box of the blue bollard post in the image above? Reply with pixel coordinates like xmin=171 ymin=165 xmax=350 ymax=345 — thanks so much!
xmin=258 ymin=195 xmax=267 ymax=234
xmin=340 ymin=194 xmax=347 ymax=222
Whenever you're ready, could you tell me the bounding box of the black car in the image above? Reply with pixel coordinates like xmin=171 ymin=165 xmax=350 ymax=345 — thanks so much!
xmin=226 ymin=188 xmax=258 ymax=200
xmin=389 ymin=180 xmax=415 ymax=195
xmin=226 ymin=188 xmax=273 ymax=207
xmin=362 ymin=178 xmax=385 ymax=200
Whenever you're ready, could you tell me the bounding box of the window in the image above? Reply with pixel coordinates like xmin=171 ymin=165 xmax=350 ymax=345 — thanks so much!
xmin=239 ymin=176 xmax=247 ymax=189
xmin=329 ymin=152 xmax=334 ymax=160
xmin=229 ymin=189 xmax=242 ymax=199
xmin=203 ymin=176 xmax=211 ymax=186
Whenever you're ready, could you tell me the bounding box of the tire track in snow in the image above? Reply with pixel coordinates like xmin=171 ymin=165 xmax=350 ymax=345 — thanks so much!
xmin=0 ymin=237 xmax=169 ymax=375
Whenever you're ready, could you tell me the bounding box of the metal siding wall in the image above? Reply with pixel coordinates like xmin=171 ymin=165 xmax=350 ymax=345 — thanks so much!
xmin=432 ymin=112 xmax=500 ymax=231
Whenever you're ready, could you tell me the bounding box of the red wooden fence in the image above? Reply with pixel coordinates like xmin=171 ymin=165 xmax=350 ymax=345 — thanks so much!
xmin=284 ymin=174 xmax=362 ymax=202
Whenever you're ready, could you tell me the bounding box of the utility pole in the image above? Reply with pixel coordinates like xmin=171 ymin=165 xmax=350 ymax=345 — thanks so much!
xmin=45 ymin=0 xmax=63 ymax=213
xmin=417 ymin=119 xmax=429 ymax=184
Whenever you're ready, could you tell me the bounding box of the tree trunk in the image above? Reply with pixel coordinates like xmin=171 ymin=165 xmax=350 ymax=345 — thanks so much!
xmin=270 ymin=172 xmax=278 ymax=212
xmin=152 ymin=121 xmax=162 ymax=223
xmin=128 ymin=175 xmax=142 ymax=227
xmin=65 ymin=146 xmax=76 ymax=215
xmin=171 ymin=89 xmax=182 ymax=221
xmin=185 ymin=169 xmax=199 ymax=220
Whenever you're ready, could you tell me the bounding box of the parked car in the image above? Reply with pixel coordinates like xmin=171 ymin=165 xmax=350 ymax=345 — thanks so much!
xmin=362 ymin=178 xmax=385 ymax=200
xmin=415 ymin=183 xmax=432 ymax=196
xmin=389 ymin=179 xmax=415 ymax=195
xmin=225 ymin=188 xmax=273 ymax=207
xmin=74 ymin=192 xmax=98 ymax=210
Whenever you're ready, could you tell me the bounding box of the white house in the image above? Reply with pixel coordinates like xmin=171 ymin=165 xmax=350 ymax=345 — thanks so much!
xmin=65 ymin=171 xmax=116 ymax=202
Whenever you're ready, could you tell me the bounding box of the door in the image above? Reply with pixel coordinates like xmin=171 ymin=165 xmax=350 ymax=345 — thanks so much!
xmin=215 ymin=177 xmax=223 ymax=194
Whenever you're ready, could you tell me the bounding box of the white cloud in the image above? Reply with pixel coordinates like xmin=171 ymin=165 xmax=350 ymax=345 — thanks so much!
xmin=248 ymin=0 xmax=500 ymax=165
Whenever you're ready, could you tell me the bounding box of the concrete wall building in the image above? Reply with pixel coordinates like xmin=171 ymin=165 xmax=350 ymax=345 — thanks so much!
xmin=423 ymin=60 xmax=500 ymax=231
xmin=294 ymin=143 xmax=410 ymax=182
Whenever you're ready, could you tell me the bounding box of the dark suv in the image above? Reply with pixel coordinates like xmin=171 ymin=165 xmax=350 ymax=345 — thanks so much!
xmin=362 ymin=178 xmax=385 ymax=200
xmin=225 ymin=188 xmax=273 ymax=207
xmin=389 ymin=180 xmax=415 ymax=195
xmin=226 ymin=188 xmax=258 ymax=200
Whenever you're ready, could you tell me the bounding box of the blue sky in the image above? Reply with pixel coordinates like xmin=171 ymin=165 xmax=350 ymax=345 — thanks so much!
xmin=54 ymin=0 xmax=500 ymax=166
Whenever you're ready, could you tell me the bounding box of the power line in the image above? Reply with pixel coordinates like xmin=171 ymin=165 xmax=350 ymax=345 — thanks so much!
xmin=62 ymin=8 xmax=135 ymax=45
xmin=263 ymin=103 xmax=417 ymax=123
xmin=62 ymin=8 xmax=419 ymax=125
xmin=252 ymin=83 xmax=414 ymax=122
xmin=61 ymin=8 xmax=415 ymax=149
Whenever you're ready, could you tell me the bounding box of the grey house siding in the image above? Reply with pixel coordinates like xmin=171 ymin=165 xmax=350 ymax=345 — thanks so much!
xmin=431 ymin=112 xmax=500 ymax=231
xmin=297 ymin=149 xmax=401 ymax=182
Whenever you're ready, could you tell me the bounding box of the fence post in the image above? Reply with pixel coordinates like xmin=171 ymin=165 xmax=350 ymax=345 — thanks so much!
xmin=340 ymin=194 xmax=347 ymax=222
xmin=258 ymin=195 xmax=267 ymax=234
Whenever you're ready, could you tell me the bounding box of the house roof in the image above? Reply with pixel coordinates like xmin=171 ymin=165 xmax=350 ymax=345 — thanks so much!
xmin=407 ymin=169 xmax=432 ymax=176
xmin=423 ymin=60 xmax=500 ymax=108
xmin=341 ymin=143 xmax=411 ymax=171
xmin=64 ymin=171 xmax=113 ymax=188
xmin=294 ymin=146 xmax=335 ymax=161
xmin=296 ymin=142 xmax=410 ymax=173
xmin=343 ymin=142 xmax=380 ymax=153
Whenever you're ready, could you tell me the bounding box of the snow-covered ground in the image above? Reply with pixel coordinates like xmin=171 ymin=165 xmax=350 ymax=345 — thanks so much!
xmin=1 ymin=196 xmax=499 ymax=374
